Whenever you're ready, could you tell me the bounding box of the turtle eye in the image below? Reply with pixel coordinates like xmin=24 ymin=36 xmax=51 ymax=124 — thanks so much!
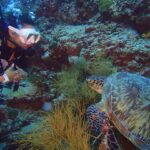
xmin=98 ymin=81 xmax=101 ymax=84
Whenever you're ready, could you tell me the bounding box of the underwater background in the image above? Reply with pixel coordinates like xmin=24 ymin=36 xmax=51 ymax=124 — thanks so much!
xmin=0 ymin=0 xmax=150 ymax=150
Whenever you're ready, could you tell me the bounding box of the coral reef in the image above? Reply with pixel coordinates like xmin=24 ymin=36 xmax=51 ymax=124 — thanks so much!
xmin=0 ymin=108 xmax=41 ymax=149
xmin=36 ymin=0 xmax=99 ymax=24
xmin=101 ymin=0 xmax=150 ymax=33
xmin=39 ymin=22 xmax=150 ymax=76
xmin=36 ymin=0 xmax=150 ymax=33
xmin=42 ymin=45 xmax=70 ymax=71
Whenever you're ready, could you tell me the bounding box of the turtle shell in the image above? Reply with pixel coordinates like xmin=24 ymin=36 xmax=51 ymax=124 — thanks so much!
xmin=101 ymin=72 xmax=150 ymax=150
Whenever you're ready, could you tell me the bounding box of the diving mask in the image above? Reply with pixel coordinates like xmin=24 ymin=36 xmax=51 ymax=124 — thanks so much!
xmin=8 ymin=25 xmax=41 ymax=49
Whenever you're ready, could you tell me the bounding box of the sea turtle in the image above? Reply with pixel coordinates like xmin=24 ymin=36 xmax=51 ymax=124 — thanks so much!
xmin=86 ymin=72 xmax=150 ymax=150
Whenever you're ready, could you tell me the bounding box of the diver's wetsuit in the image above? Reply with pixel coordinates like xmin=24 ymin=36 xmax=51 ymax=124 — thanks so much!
xmin=0 ymin=9 xmax=35 ymax=94
xmin=0 ymin=5 xmax=36 ymax=75
xmin=0 ymin=6 xmax=37 ymax=104
xmin=0 ymin=30 xmax=35 ymax=97
xmin=0 ymin=6 xmax=30 ymax=76
xmin=0 ymin=36 xmax=32 ymax=75
xmin=0 ymin=40 xmax=31 ymax=94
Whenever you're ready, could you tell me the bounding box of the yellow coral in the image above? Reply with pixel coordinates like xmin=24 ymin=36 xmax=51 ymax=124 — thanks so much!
xmin=17 ymin=102 xmax=91 ymax=150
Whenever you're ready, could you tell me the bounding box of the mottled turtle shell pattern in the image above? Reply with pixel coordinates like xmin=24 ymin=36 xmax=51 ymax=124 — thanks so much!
xmin=101 ymin=72 xmax=150 ymax=150
xmin=86 ymin=105 xmax=121 ymax=150
xmin=86 ymin=104 xmax=108 ymax=136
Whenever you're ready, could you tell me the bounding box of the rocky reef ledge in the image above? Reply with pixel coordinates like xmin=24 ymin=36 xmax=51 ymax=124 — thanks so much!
xmin=39 ymin=22 xmax=150 ymax=75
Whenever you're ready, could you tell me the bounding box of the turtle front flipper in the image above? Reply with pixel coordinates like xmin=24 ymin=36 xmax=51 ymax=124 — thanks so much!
xmin=99 ymin=129 xmax=121 ymax=150
xmin=107 ymin=126 xmax=121 ymax=150
xmin=86 ymin=104 xmax=121 ymax=150
xmin=86 ymin=104 xmax=105 ymax=136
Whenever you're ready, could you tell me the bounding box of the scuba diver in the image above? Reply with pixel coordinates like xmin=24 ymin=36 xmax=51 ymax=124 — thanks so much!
xmin=0 ymin=6 xmax=41 ymax=87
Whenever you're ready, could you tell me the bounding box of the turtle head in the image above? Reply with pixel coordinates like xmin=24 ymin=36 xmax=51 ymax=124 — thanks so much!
xmin=86 ymin=75 xmax=106 ymax=94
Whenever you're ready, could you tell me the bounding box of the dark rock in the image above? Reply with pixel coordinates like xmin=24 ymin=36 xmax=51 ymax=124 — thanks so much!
xmin=6 ymin=98 xmax=45 ymax=111
xmin=141 ymin=68 xmax=150 ymax=77
xmin=36 ymin=0 xmax=99 ymax=24
xmin=85 ymin=27 xmax=97 ymax=33
xmin=101 ymin=0 xmax=150 ymax=33
xmin=0 ymin=108 xmax=7 ymax=122
xmin=42 ymin=44 xmax=70 ymax=71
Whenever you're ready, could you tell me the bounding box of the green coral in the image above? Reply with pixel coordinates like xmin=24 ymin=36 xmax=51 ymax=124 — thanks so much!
xmin=87 ymin=52 xmax=117 ymax=76
xmin=99 ymin=0 xmax=113 ymax=12
xmin=55 ymin=57 xmax=99 ymax=102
